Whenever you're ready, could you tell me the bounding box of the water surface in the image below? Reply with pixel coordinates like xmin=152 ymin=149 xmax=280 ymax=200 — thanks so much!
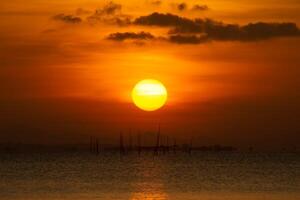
xmin=0 ymin=151 xmax=299 ymax=200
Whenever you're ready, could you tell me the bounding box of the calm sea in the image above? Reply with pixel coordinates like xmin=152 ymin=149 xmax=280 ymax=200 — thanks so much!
xmin=0 ymin=151 xmax=299 ymax=200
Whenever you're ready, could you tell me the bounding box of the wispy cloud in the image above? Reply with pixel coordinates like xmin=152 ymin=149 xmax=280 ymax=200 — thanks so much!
xmin=171 ymin=2 xmax=209 ymax=12
xmin=86 ymin=2 xmax=131 ymax=26
xmin=192 ymin=4 xmax=209 ymax=12
xmin=89 ymin=1 xmax=122 ymax=17
xmin=53 ymin=14 xmax=82 ymax=24
xmin=106 ymin=32 xmax=155 ymax=41
xmin=150 ymin=0 xmax=162 ymax=6
xmin=52 ymin=2 xmax=131 ymax=26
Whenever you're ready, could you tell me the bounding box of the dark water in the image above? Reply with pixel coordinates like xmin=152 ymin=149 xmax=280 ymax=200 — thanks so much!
xmin=0 ymin=151 xmax=299 ymax=200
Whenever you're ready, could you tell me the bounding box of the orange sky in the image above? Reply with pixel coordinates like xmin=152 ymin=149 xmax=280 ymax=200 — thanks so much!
xmin=1 ymin=0 xmax=300 ymax=150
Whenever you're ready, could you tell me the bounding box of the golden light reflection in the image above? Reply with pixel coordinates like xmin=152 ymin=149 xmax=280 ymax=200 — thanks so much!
xmin=131 ymin=190 xmax=168 ymax=200
xmin=130 ymin=152 xmax=169 ymax=200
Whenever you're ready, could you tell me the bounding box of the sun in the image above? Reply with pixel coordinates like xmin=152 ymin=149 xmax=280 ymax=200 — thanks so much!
xmin=132 ymin=79 xmax=168 ymax=111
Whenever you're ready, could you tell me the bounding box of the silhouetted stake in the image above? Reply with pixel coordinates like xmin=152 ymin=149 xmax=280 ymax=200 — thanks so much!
xmin=90 ymin=136 xmax=96 ymax=154
xmin=189 ymin=137 xmax=193 ymax=155
xmin=166 ymin=136 xmax=169 ymax=153
xmin=94 ymin=137 xmax=96 ymax=154
xmin=173 ymin=138 xmax=177 ymax=154
xmin=162 ymin=135 xmax=166 ymax=155
xmin=129 ymin=129 xmax=132 ymax=152
xmin=90 ymin=136 xmax=93 ymax=153
xmin=120 ymin=132 xmax=125 ymax=156
xmin=154 ymin=124 xmax=160 ymax=155
xmin=248 ymin=146 xmax=254 ymax=152
xmin=96 ymin=138 xmax=99 ymax=155
xmin=138 ymin=132 xmax=141 ymax=156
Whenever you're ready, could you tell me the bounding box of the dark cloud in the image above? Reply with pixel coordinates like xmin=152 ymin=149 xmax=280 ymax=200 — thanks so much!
xmin=89 ymin=15 xmax=131 ymax=26
xmin=134 ymin=13 xmax=300 ymax=43
xmin=113 ymin=17 xmax=132 ymax=26
xmin=87 ymin=2 xmax=131 ymax=26
xmin=169 ymin=35 xmax=207 ymax=44
xmin=107 ymin=32 xmax=155 ymax=41
xmin=53 ymin=14 xmax=82 ymax=24
xmin=134 ymin=12 xmax=202 ymax=33
xmin=203 ymin=20 xmax=300 ymax=41
xmin=242 ymin=22 xmax=300 ymax=40
xmin=96 ymin=1 xmax=122 ymax=15
xmin=172 ymin=3 xmax=208 ymax=12
xmin=134 ymin=12 xmax=190 ymax=26
xmin=177 ymin=3 xmax=187 ymax=11
xmin=192 ymin=4 xmax=209 ymax=11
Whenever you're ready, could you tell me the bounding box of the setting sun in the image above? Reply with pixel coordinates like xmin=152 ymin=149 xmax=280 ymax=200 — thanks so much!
xmin=132 ymin=79 xmax=167 ymax=111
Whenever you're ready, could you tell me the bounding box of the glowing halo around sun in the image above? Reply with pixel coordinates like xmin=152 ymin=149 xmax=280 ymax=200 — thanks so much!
xmin=131 ymin=79 xmax=168 ymax=111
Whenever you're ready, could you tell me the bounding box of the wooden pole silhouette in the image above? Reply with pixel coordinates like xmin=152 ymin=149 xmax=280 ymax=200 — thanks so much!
xmin=166 ymin=136 xmax=169 ymax=153
xmin=154 ymin=124 xmax=160 ymax=155
xmin=173 ymin=138 xmax=177 ymax=154
xmin=129 ymin=128 xmax=132 ymax=152
xmin=90 ymin=136 xmax=96 ymax=154
xmin=120 ymin=132 xmax=125 ymax=155
xmin=189 ymin=137 xmax=193 ymax=155
xmin=90 ymin=136 xmax=93 ymax=153
xmin=96 ymin=138 xmax=99 ymax=155
xmin=138 ymin=132 xmax=141 ymax=156
xmin=162 ymin=135 xmax=166 ymax=155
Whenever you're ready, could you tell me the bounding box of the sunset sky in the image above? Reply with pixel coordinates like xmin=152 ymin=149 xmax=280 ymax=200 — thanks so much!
xmin=1 ymin=0 xmax=300 ymax=150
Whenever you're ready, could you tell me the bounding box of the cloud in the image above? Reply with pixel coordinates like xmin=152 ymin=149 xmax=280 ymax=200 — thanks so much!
xmin=134 ymin=12 xmax=202 ymax=33
xmin=52 ymin=2 xmax=130 ymax=26
xmin=53 ymin=14 xmax=82 ymax=24
xmin=241 ymin=22 xmax=300 ymax=40
xmin=89 ymin=15 xmax=131 ymax=26
xmin=87 ymin=2 xmax=131 ymax=26
xmin=134 ymin=12 xmax=191 ymax=26
xmin=203 ymin=20 xmax=300 ymax=41
xmin=170 ymin=3 xmax=208 ymax=12
xmin=192 ymin=4 xmax=209 ymax=11
xmin=96 ymin=1 xmax=122 ymax=15
xmin=150 ymin=0 xmax=162 ymax=6
xmin=169 ymin=35 xmax=207 ymax=44
xmin=177 ymin=3 xmax=187 ymax=11
xmin=134 ymin=13 xmax=300 ymax=43
xmin=88 ymin=1 xmax=122 ymax=20
xmin=106 ymin=32 xmax=155 ymax=41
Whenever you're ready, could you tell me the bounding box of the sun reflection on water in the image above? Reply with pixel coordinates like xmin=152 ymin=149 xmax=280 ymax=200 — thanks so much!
xmin=130 ymin=189 xmax=168 ymax=200
xmin=130 ymin=155 xmax=168 ymax=200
